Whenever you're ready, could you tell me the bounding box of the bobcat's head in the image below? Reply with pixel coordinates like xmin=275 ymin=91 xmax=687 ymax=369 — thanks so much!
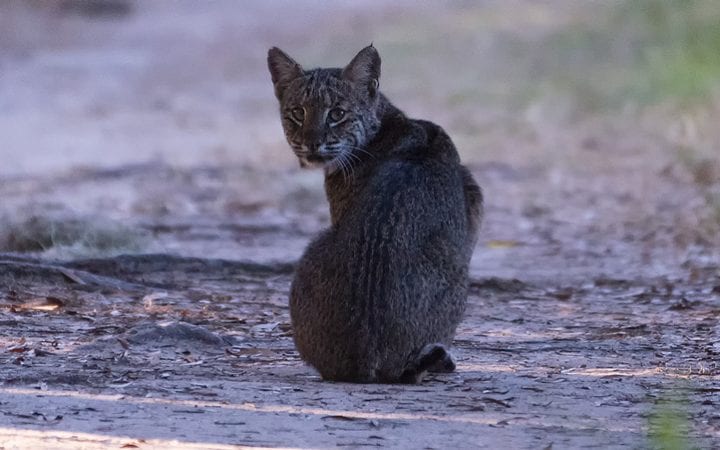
xmin=267 ymin=45 xmax=383 ymax=173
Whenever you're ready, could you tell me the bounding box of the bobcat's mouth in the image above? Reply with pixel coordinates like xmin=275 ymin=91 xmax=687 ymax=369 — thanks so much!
xmin=296 ymin=150 xmax=338 ymax=169
xmin=305 ymin=154 xmax=330 ymax=163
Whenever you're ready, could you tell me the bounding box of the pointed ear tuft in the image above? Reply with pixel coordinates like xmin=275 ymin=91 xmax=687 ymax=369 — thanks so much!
xmin=342 ymin=45 xmax=381 ymax=97
xmin=267 ymin=47 xmax=304 ymax=100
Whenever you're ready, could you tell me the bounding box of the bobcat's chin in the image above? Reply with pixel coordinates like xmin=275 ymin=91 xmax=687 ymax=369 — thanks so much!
xmin=297 ymin=153 xmax=333 ymax=170
xmin=298 ymin=157 xmax=346 ymax=177
xmin=298 ymin=156 xmax=320 ymax=169
xmin=297 ymin=148 xmax=352 ymax=175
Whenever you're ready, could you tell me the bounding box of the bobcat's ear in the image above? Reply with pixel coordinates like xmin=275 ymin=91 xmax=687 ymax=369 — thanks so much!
xmin=342 ymin=45 xmax=381 ymax=98
xmin=267 ymin=47 xmax=304 ymax=100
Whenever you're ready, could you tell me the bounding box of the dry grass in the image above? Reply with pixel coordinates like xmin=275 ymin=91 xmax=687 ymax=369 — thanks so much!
xmin=0 ymin=214 xmax=148 ymax=258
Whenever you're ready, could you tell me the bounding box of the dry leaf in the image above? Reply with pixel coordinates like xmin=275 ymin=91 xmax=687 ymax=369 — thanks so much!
xmin=16 ymin=297 xmax=65 ymax=311
xmin=8 ymin=346 xmax=29 ymax=353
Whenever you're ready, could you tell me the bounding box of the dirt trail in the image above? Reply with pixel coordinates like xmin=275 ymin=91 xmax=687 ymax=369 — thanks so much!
xmin=1 ymin=1 xmax=719 ymax=449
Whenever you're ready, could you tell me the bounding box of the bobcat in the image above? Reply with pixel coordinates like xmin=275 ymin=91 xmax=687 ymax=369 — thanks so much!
xmin=268 ymin=45 xmax=482 ymax=383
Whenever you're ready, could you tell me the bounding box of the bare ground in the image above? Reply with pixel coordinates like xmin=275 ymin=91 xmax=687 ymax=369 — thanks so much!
xmin=1 ymin=1 xmax=720 ymax=449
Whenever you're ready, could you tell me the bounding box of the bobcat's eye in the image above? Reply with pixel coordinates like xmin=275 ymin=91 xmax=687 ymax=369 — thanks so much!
xmin=291 ymin=107 xmax=305 ymax=123
xmin=328 ymin=108 xmax=346 ymax=123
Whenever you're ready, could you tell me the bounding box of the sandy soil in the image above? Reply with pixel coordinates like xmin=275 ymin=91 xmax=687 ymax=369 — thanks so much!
xmin=1 ymin=1 xmax=719 ymax=449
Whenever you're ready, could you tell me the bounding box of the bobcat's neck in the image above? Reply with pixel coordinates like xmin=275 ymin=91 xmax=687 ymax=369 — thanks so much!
xmin=324 ymin=100 xmax=405 ymax=225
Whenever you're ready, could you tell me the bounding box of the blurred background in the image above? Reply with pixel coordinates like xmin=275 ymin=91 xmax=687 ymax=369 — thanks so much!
xmin=1 ymin=0 xmax=719 ymax=279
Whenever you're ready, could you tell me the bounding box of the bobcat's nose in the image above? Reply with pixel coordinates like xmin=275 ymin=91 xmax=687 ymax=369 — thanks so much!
xmin=307 ymin=142 xmax=324 ymax=152
xmin=304 ymin=142 xmax=327 ymax=156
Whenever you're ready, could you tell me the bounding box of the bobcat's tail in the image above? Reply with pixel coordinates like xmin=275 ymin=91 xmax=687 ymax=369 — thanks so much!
xmin=398 ymin=343 xmax=455 ymax=384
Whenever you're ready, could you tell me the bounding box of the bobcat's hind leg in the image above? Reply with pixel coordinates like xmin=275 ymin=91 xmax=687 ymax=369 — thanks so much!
xmin=318 ymin=360 xmax=379 ymax=383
